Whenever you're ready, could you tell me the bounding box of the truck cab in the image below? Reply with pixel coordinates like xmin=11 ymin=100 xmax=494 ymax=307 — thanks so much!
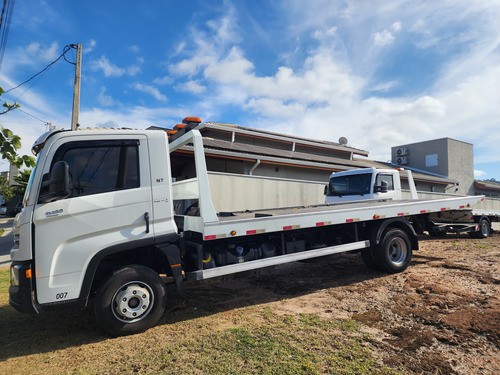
xmin=325 ymin=168 xmax=402 ymax=204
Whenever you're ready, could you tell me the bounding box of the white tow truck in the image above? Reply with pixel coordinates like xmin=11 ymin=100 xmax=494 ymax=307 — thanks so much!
xmin=10 ymin=117 xmax=484 ymax=336
xmin=325 ymin=168 xmax=498 ymax=238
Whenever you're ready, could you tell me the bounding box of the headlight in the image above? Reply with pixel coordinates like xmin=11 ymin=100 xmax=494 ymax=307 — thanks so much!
xmin=10 ymin=264 xmax=22 ymax=286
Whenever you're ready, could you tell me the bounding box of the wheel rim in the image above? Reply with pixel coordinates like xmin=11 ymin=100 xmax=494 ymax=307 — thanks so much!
xmin=480 ymin=220 xmax=490 ymax=236
xmin=111 ymin=281 xmax=154 ymax=323
xmin=387 ymin=237 xmax=408 ymax=267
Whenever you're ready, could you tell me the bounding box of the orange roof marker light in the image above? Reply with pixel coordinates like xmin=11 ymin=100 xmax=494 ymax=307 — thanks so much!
xmin=183 ymin=116 xmax=202 ymax=125
xmin=167 ymin=116 xmax=203 ymax=142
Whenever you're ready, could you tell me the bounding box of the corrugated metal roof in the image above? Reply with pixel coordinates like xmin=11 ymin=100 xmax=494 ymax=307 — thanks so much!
xmin=201 ymin=138 xmax=371 ymax=169
xmin=202 ymin=122 xmax=369 ymax=156
xmin=475 ymin=180 xmax=500 ymax=191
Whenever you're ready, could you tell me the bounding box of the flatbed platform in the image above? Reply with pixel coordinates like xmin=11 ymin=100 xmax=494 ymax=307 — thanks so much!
xmin=190 ymin=195 xmax=482 ymax=241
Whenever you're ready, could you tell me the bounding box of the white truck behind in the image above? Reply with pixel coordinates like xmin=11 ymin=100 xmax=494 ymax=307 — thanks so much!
xmin=325 ymin=168 xmax=499 ymax=238
xmin=9 ymin=118 xmax=484 ymax=336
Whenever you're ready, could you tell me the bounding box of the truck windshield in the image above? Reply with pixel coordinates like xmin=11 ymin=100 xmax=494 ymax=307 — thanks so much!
xmin=327 ymin=173 xmax=371 ymax=196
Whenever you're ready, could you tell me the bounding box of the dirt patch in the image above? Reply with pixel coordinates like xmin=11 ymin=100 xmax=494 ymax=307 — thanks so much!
xmin=221 ymin=234 xmax=500 ymax=374
xmin=1 ymin=234 xmax=498 ymax=374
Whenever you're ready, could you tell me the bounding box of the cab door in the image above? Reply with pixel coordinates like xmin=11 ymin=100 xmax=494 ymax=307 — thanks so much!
xmin=32 ymin=135 xmax=154 ymax=305
xmin=374 ymin=172 xmax=400 ymax=200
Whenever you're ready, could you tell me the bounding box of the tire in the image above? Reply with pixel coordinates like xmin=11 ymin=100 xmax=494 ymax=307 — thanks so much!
xmin=360 ymin=247 xmax=377 ymax=270
xmin=472 ymin=217 xmax=490 ymax=239
xmin=372 ymin=228 xmax=412 ymax=274
xmin=94 ymin=265 xmax=167 ymax=336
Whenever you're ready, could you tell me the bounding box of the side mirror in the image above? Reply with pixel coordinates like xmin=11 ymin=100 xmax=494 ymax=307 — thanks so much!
xmin=39 ymin=161 xmax=70 ymax=203
xmin=324 ymin=185 xmax=328 ymax=195
xmin=374 ymin=180 xmax=388 ymax=193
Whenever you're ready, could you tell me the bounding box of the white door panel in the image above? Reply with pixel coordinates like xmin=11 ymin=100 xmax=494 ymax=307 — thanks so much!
xmin=33 ymin=136 xmax=153 ymax=305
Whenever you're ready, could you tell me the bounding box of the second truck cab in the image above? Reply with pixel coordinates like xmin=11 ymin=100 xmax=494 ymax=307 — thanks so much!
xmin=325 ymin=168 xmax=404 ymax=203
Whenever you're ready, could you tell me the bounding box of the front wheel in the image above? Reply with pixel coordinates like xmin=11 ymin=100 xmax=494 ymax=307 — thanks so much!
xmin=372 ymin=228 xmax=413 ymax=274
xmin=94 ymin=265 xmax=167 ymax=336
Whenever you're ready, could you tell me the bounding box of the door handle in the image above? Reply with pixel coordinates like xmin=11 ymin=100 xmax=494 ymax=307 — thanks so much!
xmin=144 ymin=212 xmax=150 ymax=234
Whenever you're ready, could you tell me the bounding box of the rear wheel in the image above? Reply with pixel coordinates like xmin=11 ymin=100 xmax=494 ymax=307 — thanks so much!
xmin=372 ymin=228 xmax=412 ymax=273
xmin=472 ymin=217 xmax=490 ymax=239
xmin=94 ymin=265 xmax=167 ymax=336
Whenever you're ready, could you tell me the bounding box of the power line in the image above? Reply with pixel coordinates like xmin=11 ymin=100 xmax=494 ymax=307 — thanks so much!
xmin=0 ymin=43 xmax=80 ymax=128
xmin=0 ymin=0 xmax=15 ymax=71
xmin=17 ymin=107 xmax=49 ymax=124
xmin=4 ymin=44 xmax=77 ymax=94
xmin=0 ymin=98 xmax=49 ymax=124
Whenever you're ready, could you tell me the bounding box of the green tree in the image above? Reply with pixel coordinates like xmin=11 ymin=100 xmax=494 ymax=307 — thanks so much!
xmin=12 ymin=168 xmax=33 ymax=197
xmin=0 ymin=175 xmax=14 ymax=202
xmin=0 ymin=86 xmax=36 ymax=169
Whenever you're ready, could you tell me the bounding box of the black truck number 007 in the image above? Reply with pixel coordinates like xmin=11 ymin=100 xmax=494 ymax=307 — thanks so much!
xmin=56 ymin=292 xmax=68 ymax=300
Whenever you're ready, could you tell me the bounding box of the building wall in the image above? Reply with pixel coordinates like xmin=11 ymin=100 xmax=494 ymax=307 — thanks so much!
xmin=402 ymin=179 xmax=447 ymax=193
xmin=392 ymin=138 xmax=449 ymax=175
xmin=249 ymin=163 xmax=332 ymax=183
xmin=392 ymin=138 xmax=474 ymax=195
xmin=447 ymin=139 xmax=475 ymax=195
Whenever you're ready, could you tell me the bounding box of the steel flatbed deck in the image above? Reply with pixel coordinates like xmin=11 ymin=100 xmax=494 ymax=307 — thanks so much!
xmin=185 ymin=195 xmax=482 ymax=241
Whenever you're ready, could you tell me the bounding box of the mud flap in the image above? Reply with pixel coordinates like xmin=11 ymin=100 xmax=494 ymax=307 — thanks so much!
xmin=156 ymin=244 xmax=184 ymax=292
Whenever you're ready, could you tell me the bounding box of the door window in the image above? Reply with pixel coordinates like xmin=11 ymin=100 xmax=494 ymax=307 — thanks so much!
xmin=43 ymin=140 xmax=140 ymax=199
xmin=375 ymin=174 xmax=394 ymax=191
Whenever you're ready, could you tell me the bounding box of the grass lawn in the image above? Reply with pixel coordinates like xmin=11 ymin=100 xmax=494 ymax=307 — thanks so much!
xmin=0 ymin=266 xmax=400 ymax=374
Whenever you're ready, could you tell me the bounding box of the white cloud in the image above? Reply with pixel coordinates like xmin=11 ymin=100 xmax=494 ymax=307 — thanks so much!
xmin=176 ymin=80 xmax=207 ymax=94
xmin=90 ymin=56 xmax=125 ymax=77
xmin=373 ymin=29 xmax=396 ymax=46
xmin=78 ymin=106 xmax=182 ymax=130
xmin=97 ymin=87 xmax=115 ymax=106
xmin=90 ymin=56 xmax=141 ymax=77
xmin=126 ymin=64 xmax=142 ymax=76
xmin=83 ymin=39 xmax=96 ymax=53
xmin=132 ymin=83 xmax=167 ymax=101
xmin=26 ymin=41 xmax=60 ymax=61
xmin=183 ymin=1 xmax=498 ymax=172
xmin=153 ymin=76 xmax=173 ymax=85
xmin=474 ymin=170 xmax=487 ymax=178
xmin=373 ymin=22 xmax=401 ymax=47
xmin=313 ymin=27 xmax=337 ymax=40
xmin=245 ymin=98 xmax=305 ymax=118
xmin=391 ymin=21 xmax=402 ymax=33
xmin=129 ymin=45 xmax=140 ymax=53
xmin=369 ymin=80 xmax=399 ymax=92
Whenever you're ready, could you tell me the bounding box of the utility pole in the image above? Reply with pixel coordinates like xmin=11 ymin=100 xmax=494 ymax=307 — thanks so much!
xmin=71 ymin=43 xmax=82 ymax=130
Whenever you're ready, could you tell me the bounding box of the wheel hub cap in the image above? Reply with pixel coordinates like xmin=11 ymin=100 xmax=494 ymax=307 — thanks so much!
xmin=388 ymin=238 xmax=407 ymax=266
xmin=113 ymin=283 xmax=152 ymax=322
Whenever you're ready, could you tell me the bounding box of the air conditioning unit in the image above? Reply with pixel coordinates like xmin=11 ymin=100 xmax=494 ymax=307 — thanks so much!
xmin=395 ymin=147 xmax=408 ymax=156
xmin=396 ymin=157 xmax=409 ymax=165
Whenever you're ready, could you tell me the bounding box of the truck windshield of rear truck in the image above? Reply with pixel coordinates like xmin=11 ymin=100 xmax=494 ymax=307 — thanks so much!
xmin=327 ymin=173 xmax=372 ymax=196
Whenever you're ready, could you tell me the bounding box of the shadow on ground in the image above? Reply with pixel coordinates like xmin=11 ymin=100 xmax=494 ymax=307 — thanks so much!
xmin=0 ymin=251 xmax=385 ymax=361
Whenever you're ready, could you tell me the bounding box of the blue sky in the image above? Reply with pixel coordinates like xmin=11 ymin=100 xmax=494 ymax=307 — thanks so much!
xmin=0 ymin=0 xmax=499 ymax=180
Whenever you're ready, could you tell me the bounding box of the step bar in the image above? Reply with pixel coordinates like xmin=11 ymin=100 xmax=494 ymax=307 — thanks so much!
xmin=186 ymin=240 xmax=370 ymax=281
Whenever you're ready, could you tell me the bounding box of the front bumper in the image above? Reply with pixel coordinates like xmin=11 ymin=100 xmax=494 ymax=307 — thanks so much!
xmin=9 ymin=261 xmax=37 ymax=314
